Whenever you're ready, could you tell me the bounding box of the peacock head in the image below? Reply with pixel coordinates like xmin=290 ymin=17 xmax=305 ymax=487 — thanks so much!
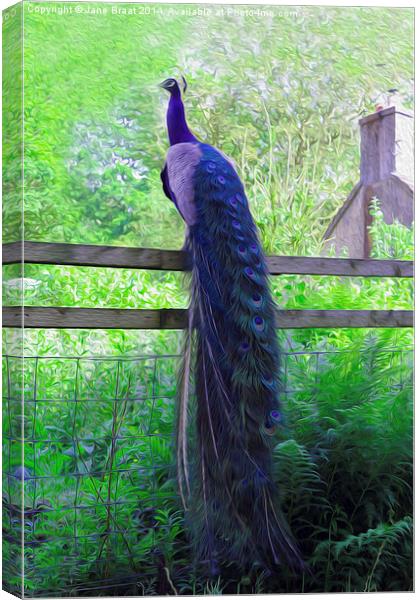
xmin=159 ymin=76 xmax=188 ymax=97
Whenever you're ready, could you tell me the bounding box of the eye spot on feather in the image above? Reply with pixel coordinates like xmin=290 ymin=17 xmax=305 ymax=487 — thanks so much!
xmin=252 ymin=293 xmax=262 ymax=307
xmin=239 ymin=341 xmax=250 ymax=353
xmin=270 ymin=410 xmax=282 ymax=423
xmin=232 ymin=220 xmax=241 ymax=230
xmin=264 ymin=425 xmax=277 ymax=436
xmin=264 ymin=409 xmax=282 ymax=434
xmin=206 ymin=161 xmax=216 ymax=173
xmin=244 ymin=266 xmax=255 ymax=279
xmin=217 ymin=175 xmax=226 ymax=185
xmin=253 ymin=316 xmax=264 ymax=331
xmin=238 ymin=245 xmax=247 ymax=257
xmin=229 ymin=196 xmax=238 ymax=209
xmin=250 ymin=243 xmax=259 ymax=254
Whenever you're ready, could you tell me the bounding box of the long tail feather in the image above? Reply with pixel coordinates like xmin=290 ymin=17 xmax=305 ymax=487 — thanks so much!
xmin=177 ymin=309 xmax=193 ymax=509
xmin=176 ymin=144 xmax=304 ymax=575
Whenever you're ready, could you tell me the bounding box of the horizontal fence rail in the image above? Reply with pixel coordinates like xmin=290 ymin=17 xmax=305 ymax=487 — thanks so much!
xmin=2 ymin=242 xmax=414 ymax=330
xmin=3 ymin=241 xmax=414 ymax=277
xmin=3 ymin=307 xmax=413 ymax=329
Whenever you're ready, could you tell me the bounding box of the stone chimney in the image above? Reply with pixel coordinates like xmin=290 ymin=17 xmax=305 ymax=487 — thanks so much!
xmin=324 ymin=97 xmax=413 ymax=258
xmin=360 ymin=104 xmax=413 ymax=185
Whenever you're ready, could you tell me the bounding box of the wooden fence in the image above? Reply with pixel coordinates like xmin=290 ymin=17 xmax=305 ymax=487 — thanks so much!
xmin=2 ymin=241 xmax=414 ymax=329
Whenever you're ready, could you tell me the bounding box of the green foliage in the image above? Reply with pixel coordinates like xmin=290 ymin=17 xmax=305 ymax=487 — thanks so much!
xmin=3 ymin=338 xmax=413 ymax=595
xmin=312 ymin=518 xmax=413 ymax=592
xmin=275 ymin=336 xmax=413 ymax=592
xmin=2 ymin=3 xmax=23 ymax=241
xmin=368 ymin=198 xmax=414 ymax=260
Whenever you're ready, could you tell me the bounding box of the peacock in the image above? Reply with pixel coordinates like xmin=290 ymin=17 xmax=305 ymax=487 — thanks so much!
xmin=159 ymin=76 xmax=303 ymax=576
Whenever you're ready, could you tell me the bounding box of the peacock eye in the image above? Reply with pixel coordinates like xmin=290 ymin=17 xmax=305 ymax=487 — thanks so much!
xmin=239 ymin=341 xmax=250 ymax=353
xmin=253 ymin=316 xmax=265 ymax=332
xmin=264 ymin=425 xmax=276 ymax=436
xmin=270 ymin=410 xmax=282 ymax=422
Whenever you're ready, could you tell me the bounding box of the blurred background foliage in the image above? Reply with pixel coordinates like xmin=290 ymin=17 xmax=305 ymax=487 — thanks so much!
xmin=3 ymin=3 xmax=414 ymax=251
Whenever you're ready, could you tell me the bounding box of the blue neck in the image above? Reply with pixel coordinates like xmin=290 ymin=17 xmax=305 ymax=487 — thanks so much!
xmin=167 ymin=91 xmax=197 ymax=146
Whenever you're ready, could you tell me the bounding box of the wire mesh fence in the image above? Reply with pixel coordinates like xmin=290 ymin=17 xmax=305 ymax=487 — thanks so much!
xmin=2 ymin=346 xmax=413 ymax=597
